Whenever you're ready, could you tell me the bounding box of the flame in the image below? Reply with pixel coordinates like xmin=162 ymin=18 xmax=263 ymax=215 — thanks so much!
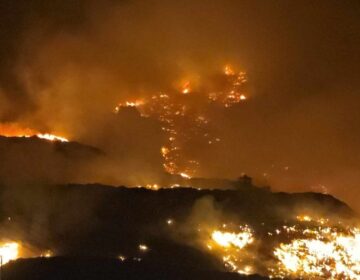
xmin=40 ymin=250 xmax=53 ymax=258
xmin=114 ymin=100 xmax=144 ymax=112
xmin=0 ymin=123 xmax=69 ymax=142
xmin=224 ymin=65 xmax=235 ymax=76
xmin=0 ymin=242 xmax=19 ymax=264
xmin=204 ymin=226 xmax=255 ymax=275
xmin=212 ymin=229 xmax=254 ymax=249
xmin=115 ymin=65 xmax=248 ymax=177
xmin=197 ymin=215 xmax=360 ymax=279
xmin=296 ymin=215 xmax=312 ymax=222
xmin=36 ymin=134 xmax=69 ymax=143
xmin=181 ymin=81 xmax=191 ymax=94
xmin=0 ymin=240 xmax=56 ymax=264
xmin=272 ymin=226 xmax=360 ymax=279
xmin=145 ymin=184 xmax=160 ymax=191
xmin=180 ymin=172 xmax=191 ymax=179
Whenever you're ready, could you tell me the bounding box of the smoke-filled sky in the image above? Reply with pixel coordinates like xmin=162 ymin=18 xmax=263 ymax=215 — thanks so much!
xmin=0 ymin=0 xmax=360 ymax=210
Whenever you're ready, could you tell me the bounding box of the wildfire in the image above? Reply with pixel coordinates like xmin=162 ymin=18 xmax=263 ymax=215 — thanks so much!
xmin=36 ymin=134 xmax=69 ymax=143
xmin=197 ymin=214 xmax=360 ymax=279
xmin=181 ymin=81 xmax=191 ymax=94
xmin=0 ymin=242 xmax=19 ymax=264
xmin=212 ymin=228 xmax=254 ymax=249
xmin=40 ymin=250 xmax=53 ymax=258
xmin=205 ymin=226 xmax=255 ymax=275
xmin=224 ymin=65 xmax=235 ymax=76
xmin=0 ymin=123 xmax=69 ymax=143
xmin=180 ymin=172 xmax=191 ymax=179
xmin=114 ymin=100 xmax=144 ymax=113
xmin=115 ymin=65 xmax=248 ymax=177
xmin=272 ymin=226 xmax=360 ymax=279
xmin=145 ymin=184 xmax=160 ymax=191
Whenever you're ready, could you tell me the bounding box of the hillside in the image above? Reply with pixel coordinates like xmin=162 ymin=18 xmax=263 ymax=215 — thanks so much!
xmin=0 ymin=183 xmax=355 ymax=279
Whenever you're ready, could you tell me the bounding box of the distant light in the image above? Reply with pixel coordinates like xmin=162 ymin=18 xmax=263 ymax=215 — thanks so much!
xmin=145 ymin=184 xmax=159 ymax=191
xmin=118 ymin=255 xmax=127 ymax=262
xmin=41 ymin=250 xmax=53 ymax=258
xmin=239 ymin=266 xmax=253 ymax=275
xmin=139 ymin=244 xmax=149 ymax=252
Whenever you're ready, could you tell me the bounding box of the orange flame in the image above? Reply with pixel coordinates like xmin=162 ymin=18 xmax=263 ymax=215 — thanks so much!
xmin=0 ymin=123 xmax=69 ymax=142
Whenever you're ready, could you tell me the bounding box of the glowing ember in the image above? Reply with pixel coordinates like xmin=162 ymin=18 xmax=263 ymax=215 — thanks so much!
xmin=180 ymin=172 xmax=191 ymax=179
xmin=212 ymin=229 xmax=254 ymax=249
xmin=0 ymin=242 xmax=19 ymax=264
xmin=181 ymin=81 xmax=191 ymax=94
xmin=114 ymin=100 xmax=144 ymax=112
xmin=118 ymin=255 xmax=127 ymax=262
xmin=224 ymin=65 xmax=235 ymax=76
xmin=145 ymin=184 xmax=160 ymax=191
xmin=40 ymin=250 xmax=53 ymax=258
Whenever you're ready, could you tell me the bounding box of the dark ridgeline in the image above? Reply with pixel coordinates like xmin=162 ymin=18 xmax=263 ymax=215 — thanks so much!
xmin=3 ymin=257 xmax=269 ymax=280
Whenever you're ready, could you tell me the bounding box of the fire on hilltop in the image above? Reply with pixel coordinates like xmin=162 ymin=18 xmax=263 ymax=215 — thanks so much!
xmin=0 ymin=123 xmax=68 ymax=143
xmin=115 ymin=65 xmax=248 ymax=178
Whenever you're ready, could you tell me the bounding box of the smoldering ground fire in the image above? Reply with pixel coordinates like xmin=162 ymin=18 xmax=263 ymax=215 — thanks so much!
xmin=0 ymin=1 xmax=359 ymax=279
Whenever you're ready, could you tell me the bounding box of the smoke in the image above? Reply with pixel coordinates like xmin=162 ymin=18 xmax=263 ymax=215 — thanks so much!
xmin=0 ymin=1 xmax=359 ymax=210
xmin=172 ymin=192 xmax=360 ymax=277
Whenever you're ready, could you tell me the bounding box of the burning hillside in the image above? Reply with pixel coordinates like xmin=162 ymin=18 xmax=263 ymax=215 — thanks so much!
xmin=0 ymin=1 xmax=359 ymax=279
xmin=114 ymin=65 xmax=248 ymax=178
xmin=0 ymin=182 xmax=357 ymax=279
xmin=0 ymin=123 xmax=69 ymax=143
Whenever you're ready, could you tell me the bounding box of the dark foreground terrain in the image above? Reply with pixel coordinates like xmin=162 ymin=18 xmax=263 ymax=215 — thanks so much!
xmin=0 ymin=182 xmax=354 ymax=279
xmin=3 ymin=257 xmax=268 ymax=280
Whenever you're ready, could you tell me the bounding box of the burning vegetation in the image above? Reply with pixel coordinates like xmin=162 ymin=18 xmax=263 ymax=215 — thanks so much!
xmin=0 ymin=181 xmax=358 ymax=279
xmin=115 ymin=65 xmax=248 ymax=178
xmin=198 ymin=216 xmax=360 ymax=279
xmin=0 ymin=241 xmax=52 ymax=265
xmin=0 ymin=123 xmax=68 ymax=143
xmin=0 ymin=66 xmax=359 ymax=278
xmin=0 ymin=242 xmax=19 ymax=265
